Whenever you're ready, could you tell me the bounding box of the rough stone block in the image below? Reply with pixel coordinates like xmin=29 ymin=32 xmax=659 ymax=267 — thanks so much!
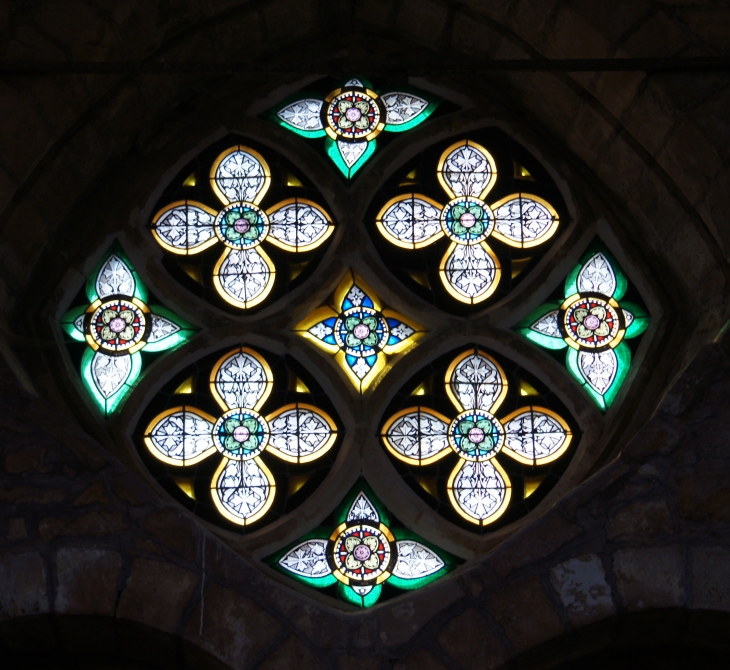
xmin=488 ymin=574 xmax=564 ymax=652
xmin=543 ymin=7 xmax=611 ymax=59
xmin=39 ymin=510 xmax=129 ymax=542
xmin=394 ymin=648 xmax=448 ymax=670
xmin=396 ymin=0 xmax=449 ymax=46
xmin=0 ymin=552 xmax=49 ymax=620
xmin=117 ymin=559 xmax=198 ymax=633
xmin=139 ymin=508 xmax=199 ymax=559
xmin=450 ymin=12 xmax=503 ymax=56
xmin=6 ymin=518 xmax=26 ymax=541
xmin=258 ymin=634 xmax=326 ymax=670
xmin=72 ymin=480 xmax=111 ymax=506
xmin=437 ymin=608 xmax=509 ymax=670
xmin=549 ymin=554 xmax=615 ymax=626
xmin=691 ymin=547 xmax=730 ymax=611
xmin=4 ymin=446 xmax=48 ymax=474
xmin=613 ymin=546 xmax=684 ymax=610
xmin=622 ymin=10 xmax=690 ymax=58
xmin=606 ymin=499 xmax=673 ymax=539
xmin=55 ymin=548 xmax=122 ymax=616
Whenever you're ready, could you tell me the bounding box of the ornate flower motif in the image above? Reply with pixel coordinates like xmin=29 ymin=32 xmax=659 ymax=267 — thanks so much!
xmin=296 ymin=271 xmax=424 ymax=391
xmin=272 ymin=486 xmax=457 ymax=608
xmin=61 ymin=249 xmax=194 ymax=415
xmin=151 ymin=145 xmax=335 ymax=309
xmin=375 ymin=140 xmax=561 ymax=305
xmin=517 ymin=247 xmax=649 ymax=410
xmin=143 ymin=347 xmax=338 ymax=526
xmin=381 ymin=349 xmax=573 ymax=526
xmin=273 ymin=78 xmax=438 ymax=178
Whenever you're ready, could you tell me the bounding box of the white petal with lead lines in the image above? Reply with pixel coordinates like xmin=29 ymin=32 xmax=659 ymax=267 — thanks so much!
xmin=439 ymin=143 xmax=494 ymax=198
xmin=151 ymin=203 xmax=216 ymax=254
xmin=393 ymin=541 xmax=444 ymax=580
xmin=577 ymin=253 xmax=616 ymax=296
xmin=502 ymin=408 xmax=570 ymax=464
xmin=337 ymin=140 xmax=368 ymax=168
xmin=383 ymin=409 xmax=450 ymax=464
xmin=279 ymin=538 xmax=331 ymax=578
xmin=381 ymin=92 xmax=429 ymax=125
xmin=448 ymin=353 xmax=504 ymax=412
xmin=213 ymin=458 xmax=273 ymax=524
xmin=347 ymin=492 xmax=379 ymax=523
xmin=148 ymin=314 xmax=181 ymax=343
xmin=96 ymin=254 xmax=135 ymax=298
xmin=91 ymin=351 xmax=131 ymax=399
xmin=214 ymin=149 xmax=268 ymax=204
xmin=492 ymin=196 xmax=557 ymax=248
xmin=623 ymin=309 xmax=634 ymax=327
xmin=267 ymin=406 xmax=334 ymax=462
xmin=530 ymin=310 xmax=561 ymax=338
xmin=448 ymin=459 xmax=508 ymax=524
xmin=214 ymin=350 xmax=271 ymax=411
xmin=267 ymin=200 xmax=332 ymax=251
xmin=377 ymin=195 xmax=442 ymax=248
xmin=441 ymin=243 xmax=499 ymax=303
xmin=277 ymin=99 xmax=324 ymax=132
xmin=578 ymin=349 xmax=618 ymax=395
xmin=213 ymin=247 xmax=274 ymax=309
xmin=145 ymin=408 xmax=215 ymax=465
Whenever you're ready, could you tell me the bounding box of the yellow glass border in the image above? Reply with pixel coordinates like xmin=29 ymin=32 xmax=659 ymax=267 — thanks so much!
xmin=447 ymin=457 xmax=512 ymax=526
xmin=437 ymin=139 xmax=498 ymax=200
xmin=438 ymin=241 xmax=502 ymax=305
xmin=209 ymin=346 xmax=274 ymax=412
xmin=499 ymin=405 xmax=573 ymax=466
xmin=323 ymin=87 xmax=385 ymax=142
xmin=444 ymin=348 xmax=509 ymax=414
xmin=265 ymin=197 xmax=335 ymax=252
xmin=211 ymin=456 xmax=276 ymax=526
xmin=560 ymin=293 xmax=626 ymax=351
xmin=380 ymin=308 xmax=425 ymax=355
xmin=329 ymin=521 xmax=396 ymax=586
xmin=446 ymin=409 xmax=505 ymax=463
xmin=212 ymin=246 xmax=276 ymax=310
xmin=380 ymin=406 xmax=452 ymax=466
xmin=210 ymin=145 xmax=272 ymax=206
xmin=143 ymin=406 xmax=217 ymax=467
xmin=374 ymin=193 xmax=445 ymax=250
xmin=150 ymin=200 xmax=220 ymax=255
xmin=265 ymin=402 xmax=338 ymax=464
xmin=489 ymin=193 xmax=560 ymax=249
xmin=84 ymin=297 xmax=151 ymax=354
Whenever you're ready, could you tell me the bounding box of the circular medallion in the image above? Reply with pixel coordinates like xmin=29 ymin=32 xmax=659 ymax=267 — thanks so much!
xmin=330 ymin=522 xmax=396 ymax=585
xmin=333 ymin=307 xmax=389 ymax=357
xmin=448 ymin=410 xmax=504 ymax=461
xmin=214 ymin=203 xmax=268 ymax=249
xmin=323 ymin=88 xmax=383 ymax=141
xmin=86 ymin=297 xmax=149 ymax=354
xmin=441 ymin=197 xmax=494 ymax=245
xmin=560 ymin=293 xmax=624 ymax=350
xmin=212 ymin=408 xmax=269 ymax=460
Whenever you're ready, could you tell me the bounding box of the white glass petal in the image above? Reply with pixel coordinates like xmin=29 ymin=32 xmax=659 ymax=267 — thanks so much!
xmin=577 ymin=252 xmax=616 ymax=296
xmin=384 ymin=410 xmax=450 ymax=463
xmin=147 ymin=314 xmax=181 ymax=343
xmin=442 ymin=243 xmax=498 ymax=303
xmin=91 ymin=351 xmax=131 ymax=399
xmin=344 ymin=283 xmax=370 ymax=307
xmin=350 ymin=357 xmax=372 ymax=380
xmin=347 ymin=492 xmax=379 ymax=523
xmin=96 ymin=254 xmax=135 ymax=298
xmin=623 ymin=309 xmax=634 ymax=327
xmin=530 ymin=310 xmax=561 ymax=338
xmin=214 ymin=248 xmax=273 ymax=309
xmin=146 ymin=409 xmax=214 ymax=464
xmin=503 ymin=410 xmax=569 ymax=463
xmin=378 ymin=196 xmax=442 ymax=248
xmin=440 ymin=143 xmax=494 ymax=197
xmin=152 ymin=204 xmax=216 ymax=253
xmin=73 ymin=315 xmax=84 ymax=333
xmin=277 ymin=99 xmax=324 ymax=131
xmin=578 ymin=349 xmax=618 ymax=395
xmin=449 ymin=460 xmax=507 ymax=523
xmin=279 ymin=539 xmax=331 ymax=578
xmin=381 ymin=92 xmax=429 ymax=125
xmin=267 ymin=201 xmax=331 ymax=251
xmin=214 ymin=350 xmax=270 ymax=410
xmin=448 ymin=353 xmax=504 ymax=412
xmin=213 ymin=458 xmax=272 ymax=523
xmin=337 ymin=140 xmax=368 ymax=168
xmin=308 ymin=320 xmax=334 ymax=342
xmin=493 ymin=196 xmax=556 ymax=247
xmin=215 ymin=149 xmax=267 ymax=204
xmin=344 ymin=78 xmax=364 ymax=87
xmin=267 ymin=407 xmax=334 ymax=462
xmin=393 ymin=541 xmax=444 ymax=580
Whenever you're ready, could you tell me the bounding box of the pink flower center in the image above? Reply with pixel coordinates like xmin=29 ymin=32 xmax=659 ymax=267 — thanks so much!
xmin=460 ymin=212 xmax=476 ymax=228
xmin=353 ymin=324 xmax=370 ymax=340
xmin=467 ymin=427 xmax=485 ymax=444
xmin=232 ymin=426 xmax=250 ymax=443
xmin=353 ymin=544 xmax=371 ymax=561
xmin=345 ymin=107 xmax=362 ymax=122
xmin=109 ymin=317 xmax=127 ymax=333
xmin=583 ymin=314 xmax=601 ymax=331
xmin=233 ymin=219 xmax=250 ymax=234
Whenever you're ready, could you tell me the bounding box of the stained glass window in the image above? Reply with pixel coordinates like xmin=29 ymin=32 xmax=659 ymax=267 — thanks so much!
xmin=271 ymin=78 xmax=440 ymax=179
xmin=296 ymin=270 xmax=424 ymax=392
xmin=135 ymin=345 xmax=341 ymax=530
xmin=149 ymin=137 xmax=335 ymax=312
xmin=61 ymin=246 xmax=194 ymax=415
xmin=516 ymin=244 xmax=649 ymax=410
xmin=380 ymin=346 xmax=578 ymax=531
xmin=269 ymin=481 xmax=458 ymax=607
xmin=366 ymin=128 xmax=567 ymax=314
